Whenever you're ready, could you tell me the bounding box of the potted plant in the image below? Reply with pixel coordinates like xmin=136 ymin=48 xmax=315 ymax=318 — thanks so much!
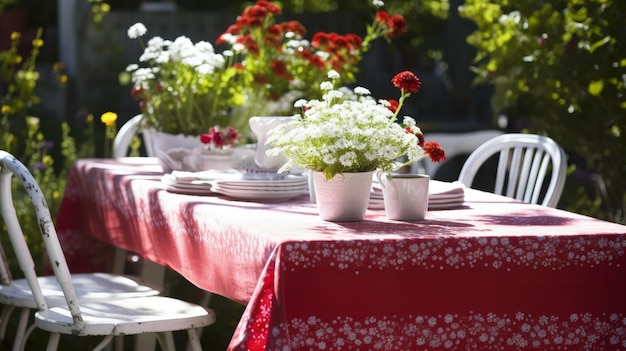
xmin=125 ymin=22 xmax=247 ymax=136
xmin=266 ymin=70 xmax=446 ymax=221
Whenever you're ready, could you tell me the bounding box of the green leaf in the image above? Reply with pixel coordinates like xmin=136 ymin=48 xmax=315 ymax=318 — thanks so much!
xmin=588 ymin=80 xmax=604 ymax=96
xmin=589 ymin=36 xmax=611 ymax=53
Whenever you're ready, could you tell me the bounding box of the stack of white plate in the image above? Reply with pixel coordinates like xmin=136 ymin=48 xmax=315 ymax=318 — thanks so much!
xmin=211 ymin=175 xmax=309 ymax=201
xmin=161 ymin=169 xmax=287 ymax=196
xmin=161 ymin=173 xmax=214 ymax=195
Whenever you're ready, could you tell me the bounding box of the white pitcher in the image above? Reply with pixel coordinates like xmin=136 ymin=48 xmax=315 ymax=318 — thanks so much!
xmin=249 ymin=116 xmax=295 ymax=170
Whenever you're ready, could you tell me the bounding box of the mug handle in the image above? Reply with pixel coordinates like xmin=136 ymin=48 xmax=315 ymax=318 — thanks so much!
xmin=376 ymin=171 xmax=398 ymax=200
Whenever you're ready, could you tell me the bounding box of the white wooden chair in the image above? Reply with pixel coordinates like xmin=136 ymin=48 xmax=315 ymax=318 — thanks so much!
xmin=0 ymin=150 xmax=164 ymax=350
xmin=458 ymin=133 xmax=567 ymax=208
xmin=0 ymin=151 xmax=215 ymax=350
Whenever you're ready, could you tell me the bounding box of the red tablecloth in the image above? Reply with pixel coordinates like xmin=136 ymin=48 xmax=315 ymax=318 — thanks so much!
xmin=56 ymin=158 xmax=626 ymax=350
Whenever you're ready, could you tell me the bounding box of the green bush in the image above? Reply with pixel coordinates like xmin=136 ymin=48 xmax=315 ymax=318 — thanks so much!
xmin=459 ymin=0 xmax=626 ymax=223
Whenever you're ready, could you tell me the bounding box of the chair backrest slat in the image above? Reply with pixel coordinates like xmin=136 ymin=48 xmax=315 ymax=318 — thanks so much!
xmin=0 ymin=166 xmax=49 ymax=311
xmin=494 ymin=150 xmax=508 ymax=195
xmin=520 ymin=148 xmax=538 ymax=203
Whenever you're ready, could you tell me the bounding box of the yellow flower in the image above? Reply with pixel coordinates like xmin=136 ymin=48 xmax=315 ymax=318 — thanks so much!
xmin=10 ymin=32 xmax=20 ymax=41
xmin=32 ymin=38 xmax=44 ymax=48
xmin=26 ymin=116 xmax=40 ymax=126
xmin=100 ymin=111 xmax=118 ymax=126
xmin=1 ymin=105 xmax=10 ymax=114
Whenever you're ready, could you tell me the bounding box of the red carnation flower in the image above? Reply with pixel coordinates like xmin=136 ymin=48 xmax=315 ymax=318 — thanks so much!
xmin=415 ymin=132 xmax=425 ymax=148
xmin=199 ymin=133 xmax=213 ymax=145
xmin=256 ymin=0 xmax=281 ymax=14
xmin=344 ymin=33 xmax=363 ymax=50
xmin=245 ymin=5 xmax=269 ymax=20
xmin=130 ymin=86 xmax=144 ymax=100
xmin=307 ymin=55 xmax=326 ymax=70
xmin=376 ymin=10 xmax=390 ymax=24
xmin=386 ymin=14 xmax=407 ymax=38
xmin=312 ymin=32 xmax=331 ymax=48
xmin=237 ymin=35 xmax=260 ymax=55
xmin=253 ymin=74 xmax=269 ymax=85
xmin=387 ymin=99 xmax=399 ymax=113
xmin=281 ymin=21 xmax=306 ymax=37
xmin=423 ymin=141 xmax=446 ymax=162
xmin=391 ymin=71 xmax=421 ymax=93
xmin=271 ymin=60 xmax=292 ymax=79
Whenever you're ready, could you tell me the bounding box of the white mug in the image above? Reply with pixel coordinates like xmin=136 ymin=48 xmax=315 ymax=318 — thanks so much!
xmin=378 ymin=173 xmax=429 ymax=221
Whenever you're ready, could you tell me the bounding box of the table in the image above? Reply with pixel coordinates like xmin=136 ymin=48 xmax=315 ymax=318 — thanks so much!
xmin=56 ymin=158 xmax=626 ymax=350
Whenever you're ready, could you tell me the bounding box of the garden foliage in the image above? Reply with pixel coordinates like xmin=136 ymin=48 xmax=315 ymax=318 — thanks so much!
xmin=459 ymin=0 xmax=626 ymax=223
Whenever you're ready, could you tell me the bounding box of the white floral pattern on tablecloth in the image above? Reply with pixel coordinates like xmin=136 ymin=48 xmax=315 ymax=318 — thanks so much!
xmin=261 ymin=312 xmax=626 ymax=350
xmin=280 ymin=236 xmax=625 ymax=271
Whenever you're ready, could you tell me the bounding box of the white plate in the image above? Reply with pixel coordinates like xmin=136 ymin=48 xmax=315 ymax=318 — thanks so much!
xmin=211 ymin=186 xmax=309 ymax=201
xmin=215 ymin=175 xmax=307 ymax=187
xmin=213 ymin=181 xmax=307 ymax=192
xmin=163 ymin=184 xmax=215 ymax=195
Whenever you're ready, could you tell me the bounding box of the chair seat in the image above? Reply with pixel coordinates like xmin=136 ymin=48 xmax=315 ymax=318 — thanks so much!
xmin=0 ymin=273 xmax=161 ymax=308
xmin=35 ymin=296 xmax=215 ymax=336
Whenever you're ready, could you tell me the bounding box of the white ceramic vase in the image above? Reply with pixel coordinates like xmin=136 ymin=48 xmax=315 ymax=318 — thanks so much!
xmin=378 ymin=173 xmax=430 ymax=221
xmin=312 ymin=171 xmax=373 ymax=222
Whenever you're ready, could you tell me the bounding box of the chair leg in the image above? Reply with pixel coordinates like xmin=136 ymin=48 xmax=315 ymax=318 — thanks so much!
xmin=91 ymin=334 xmax=115 ymax=351
xmin=185 ymin=292 xmax=212 ymax=351
xmin=0 ymin=304 xmax=16 ymax=342
xmin=155 ymin=332 xmax=175 ymax=351
xmin=11 ymin=308 xmax=30 ymax=351
xmin=17 ymin=322 xmax=37 ymax=351
xmin=186 ymin=329 xmax=203 ymax=351
xmin=46 ymin=332 xmax=60 ymax=351
xmin=114 ymin=335 xmax=124 ymax=351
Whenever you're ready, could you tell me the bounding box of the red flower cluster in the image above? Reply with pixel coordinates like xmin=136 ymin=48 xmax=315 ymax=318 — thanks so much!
xmin=311 ymin=32 xmax=363 ymax=73
xmin=216 ymin=0 xmax=408 ymax=107
xmin=375 ymin=11 xmax=407 ymax=38
xmin=200 ymin=126 xmax=240 ymax=149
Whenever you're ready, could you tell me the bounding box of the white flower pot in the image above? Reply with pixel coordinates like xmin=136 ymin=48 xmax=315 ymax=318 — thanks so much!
xmin=312 ymin=171 xmax=373 ymax=222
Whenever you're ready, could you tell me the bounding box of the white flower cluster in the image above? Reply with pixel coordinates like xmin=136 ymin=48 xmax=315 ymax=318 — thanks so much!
xmin=267 ymin=71 xmax=424 ymax=179
xmin=126 ymin=23 xmax=225 ymax=87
